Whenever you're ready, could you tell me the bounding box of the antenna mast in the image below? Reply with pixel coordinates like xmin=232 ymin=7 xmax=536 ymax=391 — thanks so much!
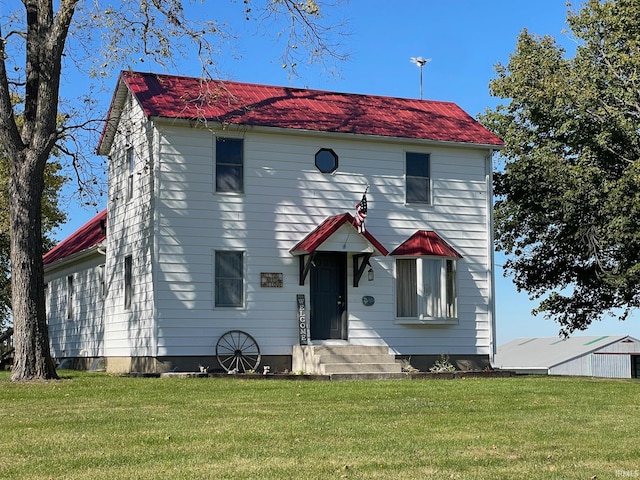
xmin=410 ymin=56 xmax=432 ymax=100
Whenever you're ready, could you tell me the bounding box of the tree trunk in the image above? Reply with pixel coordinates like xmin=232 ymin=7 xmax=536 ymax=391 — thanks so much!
xmin=9 ymin=150 xmax=58 ymax=381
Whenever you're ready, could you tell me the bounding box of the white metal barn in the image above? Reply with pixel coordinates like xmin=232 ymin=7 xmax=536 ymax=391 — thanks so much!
xmin=494 ymin=336 xmax=640 ymax=378
xmin=44 ymin=71 xmax=503 ymax=375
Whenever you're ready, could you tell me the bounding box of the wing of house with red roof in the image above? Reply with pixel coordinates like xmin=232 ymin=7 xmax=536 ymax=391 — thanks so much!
xmin=44 ymin=209 xmax=107 ymax=363
xmin=44 ymin=71 xmax=503 ymax=375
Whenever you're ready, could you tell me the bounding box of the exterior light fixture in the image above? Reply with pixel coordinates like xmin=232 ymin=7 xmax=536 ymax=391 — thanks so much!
xmin=368 ymin=267 xmax=374 ymax=281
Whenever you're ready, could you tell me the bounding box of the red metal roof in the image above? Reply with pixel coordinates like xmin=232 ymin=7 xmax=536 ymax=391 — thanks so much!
xmin=44 ymin=210 xmax=107 ymax=265
xmin=102 ymin=71 xmax=503 ymax=148
xmin=290 ymin=213 xmax=389 ymax=256
xmin=390 ymin=230 xmax=462 ymax=258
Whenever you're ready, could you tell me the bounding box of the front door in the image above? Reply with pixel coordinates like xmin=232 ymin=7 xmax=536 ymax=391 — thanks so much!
xmin=310 ymin=252 xmax=347 ymax=340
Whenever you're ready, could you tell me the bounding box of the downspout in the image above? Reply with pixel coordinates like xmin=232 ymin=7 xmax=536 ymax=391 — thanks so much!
xmin=486 ymin=149 xmax=497 ymax=365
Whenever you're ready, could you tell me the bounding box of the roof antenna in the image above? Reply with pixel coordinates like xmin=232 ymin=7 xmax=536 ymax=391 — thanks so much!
xmin=410 ymin=57 xmax=431 ymax=100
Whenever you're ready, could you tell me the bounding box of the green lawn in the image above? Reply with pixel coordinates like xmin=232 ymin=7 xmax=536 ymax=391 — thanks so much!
xmin=1 ymin=372 xmax=638 ymax=479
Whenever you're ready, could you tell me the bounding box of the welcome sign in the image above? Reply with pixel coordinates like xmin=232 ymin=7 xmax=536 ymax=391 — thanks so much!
xmin=296 ymin=294 xmax=309 ymax=345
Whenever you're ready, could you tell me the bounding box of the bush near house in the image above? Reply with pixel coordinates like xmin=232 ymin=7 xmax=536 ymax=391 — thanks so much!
xmin=0 ymin=373 xmax=638 ymax=479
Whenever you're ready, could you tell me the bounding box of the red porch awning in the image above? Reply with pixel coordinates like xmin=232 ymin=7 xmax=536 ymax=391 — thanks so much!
xmin=390 ymin=230 xmax=462 ymax=258
xmin=289 ymin=212 xmax=388 ymax=256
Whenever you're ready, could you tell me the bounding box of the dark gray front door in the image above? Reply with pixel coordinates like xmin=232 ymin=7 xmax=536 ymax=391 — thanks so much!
xmin=310 ymin=252 xmax=347 ymax=340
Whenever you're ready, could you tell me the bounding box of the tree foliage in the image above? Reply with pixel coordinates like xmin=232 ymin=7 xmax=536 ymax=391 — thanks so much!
xmin=480 ymin=0 xmax=640 ymax=335
xmin=0 ymin=0 xmax=346 ymax=381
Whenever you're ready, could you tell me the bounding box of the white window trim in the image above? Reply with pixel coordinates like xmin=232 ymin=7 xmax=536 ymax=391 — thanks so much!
xmin=404 ymin=150 xmax=432 ymax=206
xmin=214 ymin=135 xmax=245 ymax=195
xmin=394 ymin=256 xmax=459 ymax=325
xmin=212 ymin=249 xmax=246 ymax=310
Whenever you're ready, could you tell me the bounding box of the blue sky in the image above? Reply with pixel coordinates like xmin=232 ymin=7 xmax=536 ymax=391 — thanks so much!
xmin=54 ymin=0 xmax=640 ymax=345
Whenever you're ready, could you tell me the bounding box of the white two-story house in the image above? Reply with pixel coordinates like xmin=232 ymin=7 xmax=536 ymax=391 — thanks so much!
xmin=44 ymin=71 xmax=503 ymax=375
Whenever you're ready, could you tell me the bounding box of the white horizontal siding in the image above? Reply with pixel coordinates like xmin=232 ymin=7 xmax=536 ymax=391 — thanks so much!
xmin=46 ymin=255 xmax=106 ymax=357
xmin=102 ymin=97 xmax=156 ymax=357
xmin=41 ymin=112 xmax=494 ymax=361
xmin=147 ymin=126 xmax=493 ymax=357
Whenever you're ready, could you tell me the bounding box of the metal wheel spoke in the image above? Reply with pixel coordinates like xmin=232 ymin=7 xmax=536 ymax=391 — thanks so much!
xmin=219 ymin=355 xmax=235 ymax=369
xmin=217 ymin=344 xmax=235 ymax=355
xmin=220 ymin=336 xmax=237 ymax=351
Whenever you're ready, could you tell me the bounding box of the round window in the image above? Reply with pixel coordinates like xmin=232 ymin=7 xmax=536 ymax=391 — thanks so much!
xmin=315 ymin=148 xmax=338 ymax=174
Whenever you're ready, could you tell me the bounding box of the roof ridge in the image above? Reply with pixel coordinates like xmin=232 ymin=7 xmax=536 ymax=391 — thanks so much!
xmin=123 ymin=70 xmax=461 ymax=106
xmin=99 ymin=71 xmax=503 ymax=155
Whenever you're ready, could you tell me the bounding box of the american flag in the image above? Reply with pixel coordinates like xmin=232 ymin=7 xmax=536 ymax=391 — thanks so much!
xmin=355 ymin=188 xmax=368 ymax=233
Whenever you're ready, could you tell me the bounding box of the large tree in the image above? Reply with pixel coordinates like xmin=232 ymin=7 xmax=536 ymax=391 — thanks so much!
xmin=0 ymin=148 xmax=67 ymax=330
xmin=0 ymin=0 xmax=346 ymax=381
xmin=481 ymin=0 xmax=640 ymax=336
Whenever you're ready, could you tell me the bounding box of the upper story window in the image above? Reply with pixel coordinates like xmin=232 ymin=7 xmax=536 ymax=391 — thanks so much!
xmin=127 ymin=145 xmax=135 ymax=173
xmin=126 ymin=146 xmax=134 ymax=201
xmin=406 ymin=152 xmax=430 ymax=204
xmin=216 ymin=137 xmax=243 ymax=193
xmin=315 ymin=148 xmax=338 ymax=174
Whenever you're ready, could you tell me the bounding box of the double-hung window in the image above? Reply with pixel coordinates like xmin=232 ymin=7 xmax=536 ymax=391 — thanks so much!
xmin=215 ymin=251 xmax=244 ymax=308
xmin=396 ymin=257 xmax=457 ymax=322
xmin=126 ymin=133 xmax=135 ymax=201
xmin=124 ymin=255 xmax=133 ymax=310
xmin=215 ymin=137 xmax=243 ymax=193
xmin=99 ymin=264 xmax=106 ymax=299
xmin=66 ymin=275 xmax=74 ymax=320
xmin=406 ymin=152 xmax=430 ymax=204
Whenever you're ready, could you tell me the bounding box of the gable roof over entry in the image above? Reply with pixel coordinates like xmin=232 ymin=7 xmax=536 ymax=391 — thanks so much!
xmin=98 ymin=71 xmax=504 ymax=154
xmin=290 ymin=213 xmax=388 ymax=257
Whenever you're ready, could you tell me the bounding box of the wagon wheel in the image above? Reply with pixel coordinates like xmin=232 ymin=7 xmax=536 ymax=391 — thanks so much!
xmin=216 ymin=330 xmax=261 ymax=373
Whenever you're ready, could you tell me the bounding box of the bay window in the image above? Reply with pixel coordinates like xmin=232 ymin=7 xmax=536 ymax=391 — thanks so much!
xmin=396 ymin=257 xmax=457 ymax=322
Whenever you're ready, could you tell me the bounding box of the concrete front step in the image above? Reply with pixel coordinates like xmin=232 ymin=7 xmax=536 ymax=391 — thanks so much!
xmin=310 ymin=345 xmax=390 ymax=356
xmin=317 ymin=353 xmax=398 ymax=365
xmin=292 ymin=345 xmax=402 ymax=375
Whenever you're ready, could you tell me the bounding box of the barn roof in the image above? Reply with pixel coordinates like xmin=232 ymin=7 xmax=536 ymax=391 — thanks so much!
xmin=390 ymin=230 xmax=462 ymax=258
xmin=98 ymin=71 xmax=503 ymax=154
xmin=43 ymin=210 xmax=107 ymax=266
xmin=494 ymin=335 xmax=638 ymax=372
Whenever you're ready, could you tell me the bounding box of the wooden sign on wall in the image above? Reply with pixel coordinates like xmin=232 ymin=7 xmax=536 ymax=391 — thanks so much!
xmin=260 ymin=272 xmax=283 ymax=288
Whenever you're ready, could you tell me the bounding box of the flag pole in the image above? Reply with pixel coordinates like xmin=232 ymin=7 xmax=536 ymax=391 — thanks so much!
xmin=344 ymin=184 xmax=370 ymax=249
